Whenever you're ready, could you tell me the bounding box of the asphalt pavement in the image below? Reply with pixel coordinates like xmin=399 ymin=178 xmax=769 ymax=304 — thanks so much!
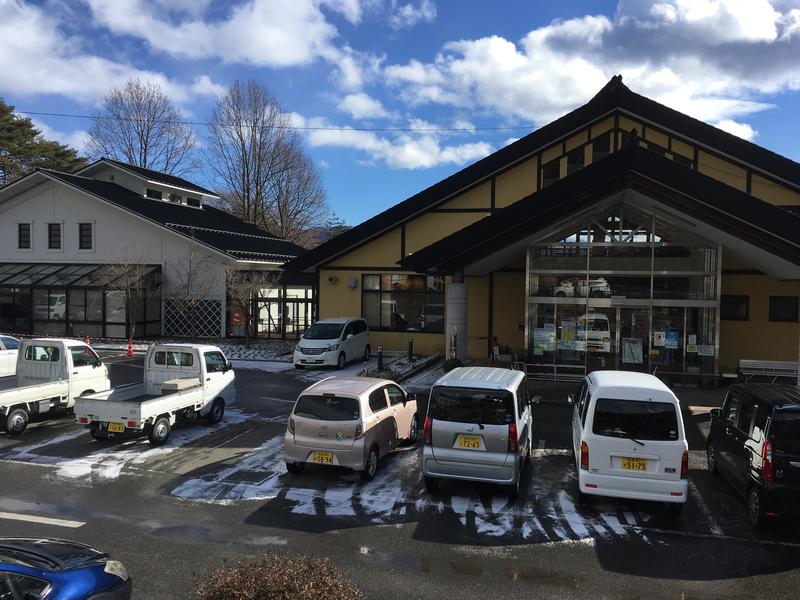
xmin=1 ymin=355 xmax=799 ymax=599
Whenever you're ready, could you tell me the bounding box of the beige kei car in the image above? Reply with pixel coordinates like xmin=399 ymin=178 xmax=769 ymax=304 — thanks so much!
xmin=284 ymin=377 xmax=419 ymax=481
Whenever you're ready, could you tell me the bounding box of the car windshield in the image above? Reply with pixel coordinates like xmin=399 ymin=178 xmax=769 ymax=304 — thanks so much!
xmin=592 ymin=398 xmax=679 ymax=441
xmin=429 ymin=387 xmax=514 ymax=426
xmin=303 ymin=323 xmax=344 ymax=340
xmin=294 ymin=394 xmax=360 ymax=421
xmin=771 ymin=410 xmax=800 ymax=454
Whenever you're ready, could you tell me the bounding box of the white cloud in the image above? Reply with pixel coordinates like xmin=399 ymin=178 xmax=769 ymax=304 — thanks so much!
xmin=29 ymin=118 xmax=90 ymax=153
xmin=190 ymin=75 xmax=227 ymax=99
xmin=0 ymin=1 xmax=222 ymax=104
xmin=383 ymin=1 xmax=800 ymax=135
xmin=714 ymin=119 xmax=758 ymax=140
xmin=389 ymin=0 xmax=436 ymax=30
xmin=338 ymin=92 xmax=390 ymax=118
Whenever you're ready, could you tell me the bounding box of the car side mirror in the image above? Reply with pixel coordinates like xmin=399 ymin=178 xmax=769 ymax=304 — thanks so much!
xmin=225 ymin=361 xmax=233 ymax=372
xmin=567 ymin=393 xmax=576 ymax=404
xmin=531 ymin=395 xmax=542 ymax=405
xmin=346 ymin=333 xmax=353 ymax=340
xmin=710 ymin=408 xmax=721 ymax=419
xmin=406 ymin=392 xmax=416 ymax=403
xmin=93 ymin=357 xmax=102 ymax=368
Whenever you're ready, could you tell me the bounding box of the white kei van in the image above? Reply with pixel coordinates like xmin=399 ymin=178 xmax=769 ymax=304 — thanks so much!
xmin=570 ymin=371 xmax=688 ymax=513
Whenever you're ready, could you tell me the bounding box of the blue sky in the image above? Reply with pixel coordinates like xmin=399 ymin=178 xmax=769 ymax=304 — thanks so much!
xmin=1 ymin=0 xmax=800 ymax=225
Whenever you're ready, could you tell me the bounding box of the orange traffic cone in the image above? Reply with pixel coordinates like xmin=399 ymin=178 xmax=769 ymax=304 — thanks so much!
xmin=127 ymin=337 xmax=134 ymax=357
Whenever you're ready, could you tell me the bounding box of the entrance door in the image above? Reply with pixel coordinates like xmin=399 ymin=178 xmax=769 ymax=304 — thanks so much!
xmin=619 ymin=307 xmax=650 ymax=373
xmin=651 ymin=306 xmax=685 ymax=375
xmin=584 ymin=308 xmax=615 ymax=373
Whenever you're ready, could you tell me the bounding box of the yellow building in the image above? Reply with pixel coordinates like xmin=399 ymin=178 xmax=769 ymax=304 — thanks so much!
xmin=286 ymin=76 xmax=800 ymax=381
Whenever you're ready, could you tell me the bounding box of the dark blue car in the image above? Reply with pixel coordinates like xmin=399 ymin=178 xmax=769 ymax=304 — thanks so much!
xmin=0 ymin=538 xmax=131 ymax=599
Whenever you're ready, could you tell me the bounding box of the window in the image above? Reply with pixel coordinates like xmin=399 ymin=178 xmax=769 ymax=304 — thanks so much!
xmin=154 ymin=351 xmax=193 ymax=367
xmin=169 ymin=193 xmax=182 ymax=203
xmin=146 ymin=188 xmax=163 ymax=200
xmin=429 ymin=387 xmax=514 ymax=425
xmin=722 ymin=391 xmax=740 ymax=425
xmin=516 ymin=380 xmax=529 ymax=416
xmin=591 ymin=131 xmax=611 ymax=161
xmin=361 ymin=274 xmax=445 ymax=332
xmin=769 ymin=296 xmax=798 ymax=323
xmin=592 ymin=398 xmax=679 ymax=441
xmin=751 ymin=405 xmax=769 ymax=443
xmin=737 ymin=397 xmax=756 ymax=434
xmin=0 ymin=573 xmax=49 ymax=599
xmin=24 ymin=345 xmax=60 ymax=362
xmin=17 ymin=223 xmax=31 ymax=249
xmin=78 ymin=222 xmax=93 ymax=250
xmin=186 ymin=197 xmax=201 ymax=207
xmin=204 ymin=351 xmax=227 ymax=373
xmin=721 ymin=295 xmax=748 ymax=321
xmin=369 ymin=388 xmax=388 ymax=413
xmin=566 ymin=146 xmax=584 ymax=175
xmin=47 ymin=223 xmax=61 ymax=249
xmin=541 ymin=158 xmax=560 ymax=188
xmin=70 ymin=345 xmax=99 ymax=367
xmin=0 ymin=336 xmax=19 ymax=350
xmin=771 ymin=410 xmax=800 ymax=454
xmin=386 ymin=385 xmax=406 ymax=406
xmin=343 ymin=322 xmax=355 ymax=339
xmin=294 ymin=394 xmax=359 ymax=421
xmin=353 ymin=319 xmax=368 ymax=335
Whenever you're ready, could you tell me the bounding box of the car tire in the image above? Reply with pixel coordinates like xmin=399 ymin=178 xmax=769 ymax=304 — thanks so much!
xmin=89 ymin=422 xmax=109 ymax=441
xmin=147 ymin=416 xmax=171 ymax=446
xmin=337 ymin=352 xmax=347 ymax=370
xmin=206 ymin=399 xmax=225 ymax=425
xmin=555 ymin=292 xmax=566 ymax=297
xmin=747 ymin=485 xmax=766 ymax=528
xmin=363 ymin=345 xmax=371 ymax=362
xmin=5 ymin=407 xmax=28 ymax=436
xmin=360 ymin=445 xmax=379 ymax=481
xmin=286 ymin=462 xmax=305 ymax=475
xmin=706 ymin=442 xmax=718 ymax=476
xmin=294 ymin=364 xmax=304 ymax=369
xmin=407 ymin=413 xmax=419 ymax=445
xmin=424 ymin=476 xmax=440 ymax=493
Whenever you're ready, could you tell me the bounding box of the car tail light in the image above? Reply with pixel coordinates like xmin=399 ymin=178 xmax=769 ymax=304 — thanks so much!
xmin=508 ymin=422 xmax=518 ymax=453
xmin=354 ymin=423 xmax=363 ymax=440
xmin=762 ymin=438 xmax=774 ymax=482
xmin=580 ymin=441 xmax=589 ymax=470
xmin=422 ymin=416 xmax=432 ymax=446
xmin=78 ymin=417 xmax=88 ymax=424
xmin=680 ymin=449 xmax=689 ymax=479
xmin=288 ymin=417 xmax=295 ymax=434
xmin=126 ymin=421 xmax=137 ymax=428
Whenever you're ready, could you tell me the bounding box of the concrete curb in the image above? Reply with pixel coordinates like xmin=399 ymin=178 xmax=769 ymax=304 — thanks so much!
xmin=396 ymin=355 xmax=443 ymax=383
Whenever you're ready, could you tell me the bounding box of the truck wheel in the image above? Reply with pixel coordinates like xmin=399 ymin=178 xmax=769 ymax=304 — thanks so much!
xmin=148 ymin=416 xmax=171 ymax=446
xmin=206 ymin=399 xmax=225 ymax=425
xmin=89 ymin=423 xmax=109 ymax=441
xmin=5 ymin=408 xmax=28 ymax=436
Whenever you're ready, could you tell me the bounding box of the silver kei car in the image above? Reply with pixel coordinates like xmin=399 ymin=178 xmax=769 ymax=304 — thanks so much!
xmin=422 ymin=367 xmax=539 ymax=498
xmin=284 ymin=377 xmax=419 ymax=481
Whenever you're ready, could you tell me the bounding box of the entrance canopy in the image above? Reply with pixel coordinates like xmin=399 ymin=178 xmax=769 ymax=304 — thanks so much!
xmin=401 ymin=145 xmax=800 ymax=280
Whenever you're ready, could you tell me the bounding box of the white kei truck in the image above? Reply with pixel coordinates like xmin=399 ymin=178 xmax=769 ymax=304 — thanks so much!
xmin=0 ymin=338 xmax=111 ymax=436
xmin=75 ymin=344 xmax=235 ymax=446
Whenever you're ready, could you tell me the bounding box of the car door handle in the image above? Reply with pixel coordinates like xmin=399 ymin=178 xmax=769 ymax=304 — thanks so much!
xmin=206 ymin=377 xmax=211 ymax=382
xmin=73 ymin=371 xmax=78 ymax=375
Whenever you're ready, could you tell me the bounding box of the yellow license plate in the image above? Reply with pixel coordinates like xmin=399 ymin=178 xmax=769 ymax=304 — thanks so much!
xmin=621 ymin=457 xmax=647 ymax=471
xmin=312 ymin=451 xmax=333 ymax=465
xmin=457 ymin=435 xmax=482 ymax=450
xmin=107 ymin=422 xmax=125 ymax=433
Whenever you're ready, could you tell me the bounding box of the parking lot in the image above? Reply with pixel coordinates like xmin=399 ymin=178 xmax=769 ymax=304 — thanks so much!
xmin=1 ymin=353 xmax=800 ymax=599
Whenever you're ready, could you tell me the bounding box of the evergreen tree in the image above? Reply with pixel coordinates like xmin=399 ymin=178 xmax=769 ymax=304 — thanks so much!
xmin=0 ymin=98 xmax=87 ymax=186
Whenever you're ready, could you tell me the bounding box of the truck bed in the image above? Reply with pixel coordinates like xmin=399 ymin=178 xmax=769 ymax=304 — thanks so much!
xmin=76 ymin=381 xmax=206 ymax=426
xmin=0 ymin=379 xmax=70 ymax=409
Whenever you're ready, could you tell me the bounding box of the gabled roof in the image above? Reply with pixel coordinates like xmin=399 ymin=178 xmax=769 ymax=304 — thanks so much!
xmin=400 ymin=145 xmax=800 ymax=273
xmin=285 ymin=75 xmax=800 ymax=273
xmin=78 ymin=158 xmax=218 ymax=197
xmin=4 ymin=169 xmax=304 ymax=264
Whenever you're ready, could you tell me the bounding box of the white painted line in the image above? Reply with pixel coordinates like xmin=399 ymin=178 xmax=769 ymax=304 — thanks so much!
xmin=208 ymin=428 xmax=254 ymax=450
xmin=689 ymin=480 xmax=724 ymax=536
xmin=261 ymin=396 xmax=295 ymax=404
xmin=0 ymin=511 xmax=85 ymax=529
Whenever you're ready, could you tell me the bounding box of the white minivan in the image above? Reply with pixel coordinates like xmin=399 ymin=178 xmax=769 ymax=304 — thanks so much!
xmin=293 ymin=318 xmax=371 ymax=369
xmin=571 ymin=371 xmax=688 ymax=513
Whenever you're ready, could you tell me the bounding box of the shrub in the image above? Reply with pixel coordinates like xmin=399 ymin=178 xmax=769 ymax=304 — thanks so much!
xmin=195 ymin=554 xmax=363 ymax=600
xmin=442 ymin=358 xmax=463 ymax=372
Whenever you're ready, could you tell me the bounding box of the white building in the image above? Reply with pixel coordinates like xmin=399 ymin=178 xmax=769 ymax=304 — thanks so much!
xmin=0 ymin=159 xmax=309 ymax=339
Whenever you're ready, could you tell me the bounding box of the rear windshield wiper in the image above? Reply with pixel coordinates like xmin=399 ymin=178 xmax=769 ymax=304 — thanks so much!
xmin=601 ymin=428 xmax=645 ymax=446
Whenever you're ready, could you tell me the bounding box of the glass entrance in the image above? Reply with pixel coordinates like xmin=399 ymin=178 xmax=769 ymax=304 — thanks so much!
xmin=619 ymin=306 xmax=650 ymax=372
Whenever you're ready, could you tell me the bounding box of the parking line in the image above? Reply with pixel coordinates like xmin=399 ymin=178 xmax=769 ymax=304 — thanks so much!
xmin=0 ymin=511 xmax=85 ymax=529
xmin=689 ymin=480 xmax=724 ymax=536
xmin=261 ymin=396 xmax=295 ymax=404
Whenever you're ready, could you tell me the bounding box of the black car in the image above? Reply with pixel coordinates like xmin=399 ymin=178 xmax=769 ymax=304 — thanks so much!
xmin=707 ymin=384 xmax=800 ymax=527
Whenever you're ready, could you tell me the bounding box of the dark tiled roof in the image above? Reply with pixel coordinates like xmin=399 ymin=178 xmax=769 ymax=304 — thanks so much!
xmin=41 ymin=170 xmax=305 ymax=263
xmin=83 ymin=158 xmax=217 ymax=196
xmin=400 ymin=145 xmax=800 ymax=273
xmin=284 ymin=75 xmax=800 ymax=273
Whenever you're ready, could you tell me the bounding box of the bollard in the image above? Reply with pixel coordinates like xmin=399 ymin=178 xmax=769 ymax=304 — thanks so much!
xmin=408 ymin=336 xmax=414 ymax=362
xmin=377 ymin=345 xmax=383 ymax=372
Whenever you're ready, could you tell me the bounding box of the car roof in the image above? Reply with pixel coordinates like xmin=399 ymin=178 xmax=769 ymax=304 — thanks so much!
xmin=729 ymin=384 xmax=800 ymax=409
xmin=312 ymin=317 xmax=362 ymax=324
xmin=434 ymin=367 xmax=524 ymax=390
xmin=0 ymin=538 xmax=106 ymax=571
xmin=304 ymin=376 xmax=392 ymax=397
xmin=587 ymin=371 xmax=676 ymax=401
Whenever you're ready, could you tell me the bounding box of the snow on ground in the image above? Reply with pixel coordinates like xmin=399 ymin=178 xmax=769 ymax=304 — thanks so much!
xmin=231 ymin=360 xmax=295 ymax=373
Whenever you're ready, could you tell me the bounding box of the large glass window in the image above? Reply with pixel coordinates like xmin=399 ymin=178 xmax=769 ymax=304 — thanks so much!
xmin=361 ymin=274 xmax=444 ymax=332
xmin=17 ymin=223 xmax=31 ymax=249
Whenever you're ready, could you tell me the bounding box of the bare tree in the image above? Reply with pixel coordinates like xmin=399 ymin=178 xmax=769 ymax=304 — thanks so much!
xmin=206 ymin=80 xmax=329 ymax=244
xmin=86 ymin=78 xmax=198 ymax=176
xmin=223 ymin=266 xmax=279 ymax=347
xmin=165 ymin=250 xmax=218 ymax=339
xmin=104 ymin=246 xmax=159 ymax=339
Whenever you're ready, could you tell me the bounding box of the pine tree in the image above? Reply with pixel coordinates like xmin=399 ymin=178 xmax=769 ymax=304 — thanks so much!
xmin=0 ymin=97 xmax=87 ymax=186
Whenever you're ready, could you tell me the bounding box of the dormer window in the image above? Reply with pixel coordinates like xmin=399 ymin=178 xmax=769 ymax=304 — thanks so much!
xmin=169 ymin=193 xmax=182 ymax=204
xmin=146 ymin=189 xmax=162 ymax=200
xmin=186 ymin=197 xmax=201 ymax=208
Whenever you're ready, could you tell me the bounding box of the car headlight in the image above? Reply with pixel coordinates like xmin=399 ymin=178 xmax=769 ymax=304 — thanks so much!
xmin=325 ymin=343 xmax=339 ymax=352
xmin=104 ymin=560 xmax=129 ymax=581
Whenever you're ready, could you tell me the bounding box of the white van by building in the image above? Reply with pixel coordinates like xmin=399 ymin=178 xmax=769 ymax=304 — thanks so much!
xmin=570 ymin=371 xmax=688 ymax=513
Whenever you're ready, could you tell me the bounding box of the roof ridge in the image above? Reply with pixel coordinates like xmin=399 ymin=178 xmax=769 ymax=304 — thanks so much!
xmin=590 ymin=74 xmax=628 ymax=101
xmin=165 ymin=223 xmax=284 ymax=242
